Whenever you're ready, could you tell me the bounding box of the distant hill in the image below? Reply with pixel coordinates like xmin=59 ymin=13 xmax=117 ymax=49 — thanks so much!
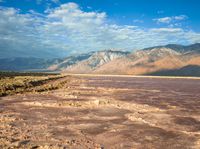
xmin=1 ymin=43 xmax=200 ymax=76
xmin=0 ymin=57 xmax=60 ymax=71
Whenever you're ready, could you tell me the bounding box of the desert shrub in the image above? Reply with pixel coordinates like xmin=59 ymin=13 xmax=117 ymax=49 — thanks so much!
xmin=0 ymin=71 xmax=60 ymax=78
xmin=0 ymin=74 xmax=65 ymax=97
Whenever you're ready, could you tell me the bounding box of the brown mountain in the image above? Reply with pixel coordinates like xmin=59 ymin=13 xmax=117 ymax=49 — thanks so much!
xmin=1 ymin=43 xmax=200 ymax=76
xmin=61 ymin=43 xmax=200 ymax=76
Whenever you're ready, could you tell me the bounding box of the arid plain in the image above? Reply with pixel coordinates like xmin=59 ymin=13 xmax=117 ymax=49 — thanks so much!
xmin=1 ymin=74 xmax=200 ymax=149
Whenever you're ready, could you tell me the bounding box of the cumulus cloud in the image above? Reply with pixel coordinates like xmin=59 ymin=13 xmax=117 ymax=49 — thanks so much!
xmin=153 ymin=15 xmax=188 ymax=24
xmin=153 ymin=17 xmax=172 ymax=24
xmin=174 ymin=15 xmax=188 ymax=20
xmin=0 ymin=3 xmax=199 ymax=58
xmin=150 ymin=28 xmax=183 ymax=33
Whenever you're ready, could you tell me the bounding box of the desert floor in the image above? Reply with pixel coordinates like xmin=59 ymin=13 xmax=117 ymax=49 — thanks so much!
xmin=1 ymin=75 xmax=200 ymax=149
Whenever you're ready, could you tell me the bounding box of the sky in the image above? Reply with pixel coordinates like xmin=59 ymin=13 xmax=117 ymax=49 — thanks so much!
xmin=0 ymin=0 xmax=200 ymax=58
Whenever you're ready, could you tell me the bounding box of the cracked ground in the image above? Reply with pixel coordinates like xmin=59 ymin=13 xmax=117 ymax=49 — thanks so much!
xmin=1 ymin=75 xmax=200 ymax=149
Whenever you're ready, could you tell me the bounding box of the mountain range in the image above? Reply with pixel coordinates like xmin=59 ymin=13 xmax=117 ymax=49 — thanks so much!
xmin=1 ymin=43 xmax=200 ymax=76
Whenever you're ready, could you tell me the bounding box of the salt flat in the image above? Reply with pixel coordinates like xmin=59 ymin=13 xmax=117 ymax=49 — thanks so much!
xmin=1 ymin=75 xmax=200 ymax=149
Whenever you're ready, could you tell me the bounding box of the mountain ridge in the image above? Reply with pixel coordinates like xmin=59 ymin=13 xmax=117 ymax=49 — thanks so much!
xmin=143 ymin=43 xmax=200 ymax=54
xmin=1 ymin=43 xmax=200 ymax=76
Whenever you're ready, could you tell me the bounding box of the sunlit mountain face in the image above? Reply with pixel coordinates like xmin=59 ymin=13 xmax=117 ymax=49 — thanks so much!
xmin=0 ymin=0 xmax=200 ymax=59
xmin=1 ymin=43 xmax=200 ymax=77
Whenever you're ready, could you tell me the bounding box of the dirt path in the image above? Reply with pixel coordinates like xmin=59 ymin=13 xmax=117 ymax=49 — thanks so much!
xmin=1 ymin=75 xmax=200 ymax=149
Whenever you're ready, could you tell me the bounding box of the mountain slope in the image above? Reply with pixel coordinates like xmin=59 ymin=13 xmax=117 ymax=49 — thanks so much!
xmin=1 ymin=43 xmax=200 ymax=76
xmin=93 ymin=44 xmax=200 ymax=75
xmin=0 ymin=57 xmax=61 ymax=71
xmin=62 ymin=50 xmax=130 ymax=73
xmin=0 ymin=50 xmax=129 ymax=72
xmin=47 ymin=53 xmax=93 ymax=71
xmin=147 ymin=65 xmax=200 ymax=76
xmin=143 ymin=43 xmax=200 ymax=54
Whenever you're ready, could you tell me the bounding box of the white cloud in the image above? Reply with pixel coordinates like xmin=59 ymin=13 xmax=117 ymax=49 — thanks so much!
xmin=174 ymin=15 xmax=187 ymax=20
xmin=153 ymin=15 xmax=188 ymax=24
xmin=153 ymin=17 xmax=172 ymax=24
xmin=0 ymin=3 xmax=199 ymax=58
xmin=150 ymin=28 xmax=183 ymax=33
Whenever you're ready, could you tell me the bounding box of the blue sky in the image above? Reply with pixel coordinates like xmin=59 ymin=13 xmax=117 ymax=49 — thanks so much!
xmin=0 ymin=0 xmax=200 ymax=58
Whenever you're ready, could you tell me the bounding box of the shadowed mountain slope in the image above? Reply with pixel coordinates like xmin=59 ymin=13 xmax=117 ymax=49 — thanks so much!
xmin=147 ymin=65 xmax=200 ymax=77
xmin=1 ymin=43 xmax=200 ymax=76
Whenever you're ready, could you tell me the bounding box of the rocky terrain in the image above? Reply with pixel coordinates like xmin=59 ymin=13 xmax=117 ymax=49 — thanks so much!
xmin=49 ymin=50 xmax=130 ymax=73
xmin=1 ymin=74 xmax=200 ymax=148
xmin=92 ymin=44 xmax=200 ymax=75
xmin=1 ymin=43 xmax=200 ymax=76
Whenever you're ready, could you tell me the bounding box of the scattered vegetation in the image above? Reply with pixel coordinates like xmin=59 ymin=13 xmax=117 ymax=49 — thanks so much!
xmin=0 ymin=71 xmax=59 ymax=78
xmin=0 ymin=71 xmax=68 ymax=97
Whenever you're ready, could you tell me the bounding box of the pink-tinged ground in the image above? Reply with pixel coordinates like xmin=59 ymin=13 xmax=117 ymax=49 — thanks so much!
xmin=1 ymin=75 xmax=200 ymax=149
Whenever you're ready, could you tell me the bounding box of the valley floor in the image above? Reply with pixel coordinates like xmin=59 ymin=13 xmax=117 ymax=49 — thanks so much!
xmin=1 ymin=75 xmax=200 ymax=148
